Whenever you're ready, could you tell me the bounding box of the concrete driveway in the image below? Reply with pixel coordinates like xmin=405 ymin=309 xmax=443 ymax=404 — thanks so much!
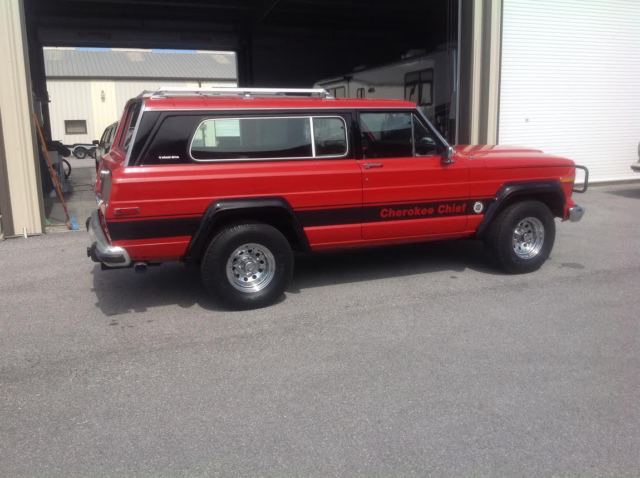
xmin=1 ymin=184 xmax=639 ymax=476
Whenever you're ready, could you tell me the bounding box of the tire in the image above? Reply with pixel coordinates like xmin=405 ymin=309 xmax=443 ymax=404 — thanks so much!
xmin=200 ymin=222 xmax=293 ymax=309
xmin=89 ymin=148 xmax=97 ymax=159
xmin=485 ymin=200 xmax=555 ymax=274
xmin=73 ymin=147 xmax=87 ymax=159
xmin=61 ymin=158 xmax=71 ymax=179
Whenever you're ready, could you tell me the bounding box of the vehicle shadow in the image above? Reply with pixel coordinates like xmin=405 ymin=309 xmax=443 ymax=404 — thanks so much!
xmin=91 ymin=239 xmax=500 ymax=316
xmin=91 ymin=263 xmax=225 ymax=316
xmin=289 ymin=239 xmax=499 ymax=293
xmin=606 ymin=186 xmax=640 ymax=199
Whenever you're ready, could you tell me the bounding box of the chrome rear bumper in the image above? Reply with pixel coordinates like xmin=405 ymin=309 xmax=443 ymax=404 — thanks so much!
xmin=86 ymin=210 xmax=131 ymax=267
xmin=569 ymin=205 xmax=585 ymax=222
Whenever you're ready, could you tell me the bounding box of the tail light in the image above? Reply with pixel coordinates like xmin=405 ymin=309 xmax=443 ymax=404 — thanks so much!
xmin=99 ymin=169 xmax=112 ymax=205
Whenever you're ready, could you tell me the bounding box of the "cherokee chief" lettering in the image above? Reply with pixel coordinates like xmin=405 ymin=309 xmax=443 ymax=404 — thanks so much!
xmin=380 ymin=201 xmax=468 ymax=219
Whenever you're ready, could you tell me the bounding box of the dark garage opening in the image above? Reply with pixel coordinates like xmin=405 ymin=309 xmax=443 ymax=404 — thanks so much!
xmin=24 ymin=0 xmax=459 ymax=141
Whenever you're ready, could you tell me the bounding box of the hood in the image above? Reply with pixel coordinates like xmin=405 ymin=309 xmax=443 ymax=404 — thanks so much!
xmin=455 ymin=144 xmax=574 ymax=168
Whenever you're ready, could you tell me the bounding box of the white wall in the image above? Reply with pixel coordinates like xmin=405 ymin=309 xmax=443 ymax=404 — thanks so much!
xmin=499 ymin=0 xmax=640 ymax=182
xmin=0 ymin=0 xmax=43 ymax=235
xmin=47 ymin=79 xmax=237 ymax=144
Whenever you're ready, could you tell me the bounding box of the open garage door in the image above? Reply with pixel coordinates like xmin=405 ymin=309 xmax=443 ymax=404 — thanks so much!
xmin=499 ymin=0 xmax=640 ymax=182
xmin=26 ymin=0 xmax=459 ymax=141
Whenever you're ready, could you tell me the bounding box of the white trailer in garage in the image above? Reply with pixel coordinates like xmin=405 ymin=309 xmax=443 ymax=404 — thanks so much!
xmin=314 ymin=46 xmax=457 ymax=140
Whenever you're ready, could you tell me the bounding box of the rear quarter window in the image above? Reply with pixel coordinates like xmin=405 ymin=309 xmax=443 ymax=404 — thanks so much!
xmin=191 ymin=116 xmax=312 ymax=160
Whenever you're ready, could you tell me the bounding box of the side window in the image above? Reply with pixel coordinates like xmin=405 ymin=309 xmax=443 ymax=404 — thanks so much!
xmin=413 ymin=115 xmax=440 ymax=156
xmin=120 ymin=102 xmax=142 ymax=152
xmin=99 ymin=128 xmax=109 ymax=147
xmin=191 ymin=117 xmax=312 ymax=160
xmin=312 ymin=117 xmax=347 ymax=157
xmin=108 ymin=125 xmax=117 ymax=147
xmin=360 ymin=112 xmax=413 ymax=158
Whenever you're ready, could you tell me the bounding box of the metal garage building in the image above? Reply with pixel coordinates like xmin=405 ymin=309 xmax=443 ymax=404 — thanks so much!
xmin=45 ymin=48 xmax=237 ymax=145
xmin=1 ymin=0 xmax=638 ymax=239
xmin=499 ymin=0 xmax=640 ymax=183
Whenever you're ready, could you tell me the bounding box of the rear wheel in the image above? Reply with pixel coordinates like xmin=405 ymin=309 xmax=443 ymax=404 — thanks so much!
xmin=200 ymin=223 xmax=293 ymax=309
xmin=485 ymin=200 xmax=555 ymax=273
xmin=73 ymin=146 xmax=87 ymax=159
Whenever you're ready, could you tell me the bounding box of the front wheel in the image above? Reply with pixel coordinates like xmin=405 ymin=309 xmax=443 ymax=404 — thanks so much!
xmin=200 ymin=223 xmax=293 ymax=309
xmin=485 ymin=200 xmax=556 ymax=274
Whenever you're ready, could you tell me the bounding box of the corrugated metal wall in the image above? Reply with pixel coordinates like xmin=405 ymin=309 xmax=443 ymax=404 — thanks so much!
xmin=47 ymin=79 xmax=237 ymax=143
xmin=499 ymin=0 xmax=640 ymax=182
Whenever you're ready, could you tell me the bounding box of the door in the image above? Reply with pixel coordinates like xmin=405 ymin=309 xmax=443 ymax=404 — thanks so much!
xmin=358 ymin=111 xmax=469 ymax=240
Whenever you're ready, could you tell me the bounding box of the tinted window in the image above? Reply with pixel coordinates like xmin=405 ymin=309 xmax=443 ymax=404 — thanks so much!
xmin=313 ymin=117 xmax=347 ymax=157
xmin=99 ymin=127 xmax=110 ymax=146
xmin=191 ymin=117 xmax=312 ymax=160
xmin=143 ymin=115 xmax=198 ymax=164
xmin=360 ymin=112 xmax=412 ymax=158
xmin=121 ymin=102 xmax=142 ymax=152
xmin=108 ymin=125 xmax=117 ymax=146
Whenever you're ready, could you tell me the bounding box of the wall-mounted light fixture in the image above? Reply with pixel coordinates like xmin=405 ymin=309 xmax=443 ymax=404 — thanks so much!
xmin=100 ymin=90 xmax=106 ymax=102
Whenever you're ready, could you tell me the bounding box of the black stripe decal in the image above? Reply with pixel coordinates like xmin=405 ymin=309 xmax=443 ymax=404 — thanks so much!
xmin=108 ymin=216 xmax=200 ymax=241
xmin=107 ymin=199 xmax=493 ymax=240
xmin=297 ymin=199 xmax=493 ymax=227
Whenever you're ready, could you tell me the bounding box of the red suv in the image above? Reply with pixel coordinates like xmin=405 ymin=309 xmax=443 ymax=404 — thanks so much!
xmin=88 ymin=87 xmax=587 ymax=309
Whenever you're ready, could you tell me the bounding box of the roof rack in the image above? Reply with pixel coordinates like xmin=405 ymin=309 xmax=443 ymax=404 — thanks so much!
xmin=141 ymin=87 xmax=333 ymax=99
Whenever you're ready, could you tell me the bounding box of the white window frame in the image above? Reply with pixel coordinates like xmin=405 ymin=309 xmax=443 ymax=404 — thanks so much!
xmin=189 ymin=115 xmax=349 ymax=162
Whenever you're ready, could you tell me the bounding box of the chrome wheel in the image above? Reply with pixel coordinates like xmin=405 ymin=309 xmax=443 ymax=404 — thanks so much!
xmin=225 ymin=243 xmax=276 ymax=293
xmin=512 ymin=217 xmax=545 ymax=259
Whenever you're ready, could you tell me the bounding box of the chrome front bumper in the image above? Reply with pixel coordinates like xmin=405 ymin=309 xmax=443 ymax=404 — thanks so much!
xmin=569 ymin=205 xmax=585 ymax=222
xmin=86 ymin=210 xmax=131 ymax=267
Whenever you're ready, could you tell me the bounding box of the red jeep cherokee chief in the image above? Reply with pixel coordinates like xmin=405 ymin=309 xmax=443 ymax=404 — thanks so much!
xmin=87 ymin=87 xmax=587 ymax=309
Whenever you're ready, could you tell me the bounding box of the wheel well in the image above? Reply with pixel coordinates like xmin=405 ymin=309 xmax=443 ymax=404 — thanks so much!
xmin=478 ymin=190 xmax=564 ymax=238
xmin=499 ymin=192 xmax=564 ymax=218
xmin=194 ymin=208 xmax=307 ymax=261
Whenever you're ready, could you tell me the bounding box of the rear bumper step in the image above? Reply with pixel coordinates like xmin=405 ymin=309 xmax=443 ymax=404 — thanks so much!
xmin=87 ymin=210 xmax=131 ymax=267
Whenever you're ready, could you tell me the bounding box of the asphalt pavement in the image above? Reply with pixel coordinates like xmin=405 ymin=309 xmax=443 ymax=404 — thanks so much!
xmin=1 ymin=183 xmax=639 ymax=477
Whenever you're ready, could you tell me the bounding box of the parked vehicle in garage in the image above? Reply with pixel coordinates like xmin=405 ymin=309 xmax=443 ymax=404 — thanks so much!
xmin=68 ymin=143 xmax=97 ymax=159
xmin=315 ymin=45 xmax=456 ymax=140
xmin=87 ymin=87 xmax=587 ymax=309
xmin=93 ymin=121 xmax=118 ymax=171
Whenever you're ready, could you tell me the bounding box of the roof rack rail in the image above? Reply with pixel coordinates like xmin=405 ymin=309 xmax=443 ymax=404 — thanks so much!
xmin=141 ymin=87 xmax=333 ymax=99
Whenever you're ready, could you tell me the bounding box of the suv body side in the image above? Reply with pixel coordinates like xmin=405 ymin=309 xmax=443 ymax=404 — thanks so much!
xmin=92 ymin=94 xmax=583 ymax=272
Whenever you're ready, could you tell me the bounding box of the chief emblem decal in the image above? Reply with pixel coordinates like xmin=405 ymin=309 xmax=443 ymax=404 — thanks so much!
xmin=473 ymin=201 xmax=484 ymax=214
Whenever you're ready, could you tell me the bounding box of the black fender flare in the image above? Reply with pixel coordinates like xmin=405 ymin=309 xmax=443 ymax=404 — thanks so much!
xmin=185 ymin=197 xmax=309 ymax=263
xmin=476 ymin=181 xmax=565 ymax=237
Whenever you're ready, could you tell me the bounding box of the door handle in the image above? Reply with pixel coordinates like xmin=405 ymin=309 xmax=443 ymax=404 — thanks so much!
xmin=363 ymin=162 xmax=383 ymax=169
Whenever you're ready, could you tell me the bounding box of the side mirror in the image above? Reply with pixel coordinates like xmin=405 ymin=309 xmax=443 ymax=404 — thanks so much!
xmin=92 ymin=140 xmax=99 ymax=145
xmin=415 ymin=136 xmax=438 ymax=156
xmin=442 ymin=145 xmax=455 ymax=165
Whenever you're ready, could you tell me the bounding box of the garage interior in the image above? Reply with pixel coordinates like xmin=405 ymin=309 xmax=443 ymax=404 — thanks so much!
xmin=26 ymin=0 xmax=458 ymax=133
xmin=1 ymin=0 xmax=502 ymax=237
